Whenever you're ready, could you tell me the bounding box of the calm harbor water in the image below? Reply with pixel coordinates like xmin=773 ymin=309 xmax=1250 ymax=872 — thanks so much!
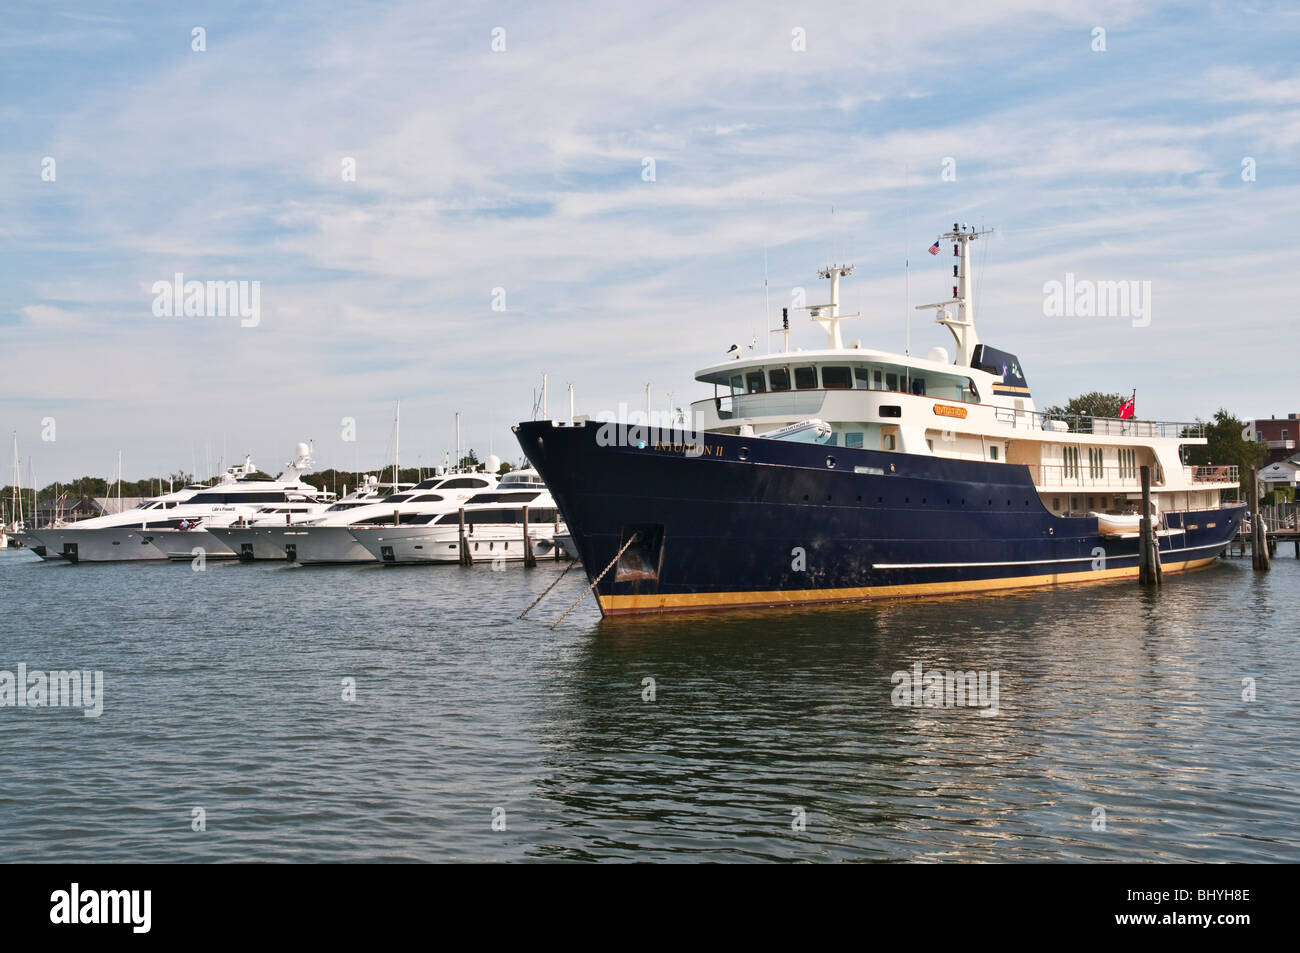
xmin=1 ymin=547 xmax=1297 ymax=863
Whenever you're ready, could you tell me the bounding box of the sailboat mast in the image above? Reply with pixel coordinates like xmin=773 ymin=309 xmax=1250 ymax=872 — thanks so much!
xmin=394 ymin=401 xmax=400 ymax=488
xmin=11 ymin=432 xmax=21 ymax=526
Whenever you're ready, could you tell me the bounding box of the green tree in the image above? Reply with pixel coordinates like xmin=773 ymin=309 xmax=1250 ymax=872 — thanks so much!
xmin=1040 ymin=392 xmax=1125 ymax=420
xmin=1182 ymin=409 xmax=1266 ymax=471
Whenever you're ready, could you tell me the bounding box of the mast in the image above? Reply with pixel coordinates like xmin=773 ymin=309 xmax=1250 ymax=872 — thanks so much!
xmin=394 ymin=401 xmax=400 ymax=487
xmin=11 ymin=432 xmax=21 ymax=528
xmin=800 ymin=265 xmax=859 ymax=349
xmin=455 ymin=412 xmax=461 ymax=472
xmin=117 ymin=450 xmax=122 ymax=513
xmin=915 ymin=223 xmax=994 ymax=367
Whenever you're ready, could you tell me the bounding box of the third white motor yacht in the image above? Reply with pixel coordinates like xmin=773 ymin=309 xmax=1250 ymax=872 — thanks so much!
xmin=350 ymin=468 xmax=566 ymax=564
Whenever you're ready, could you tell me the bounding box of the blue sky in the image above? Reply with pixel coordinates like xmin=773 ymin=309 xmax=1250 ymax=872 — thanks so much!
xmin=3 ymin=1 xmax=1299 ymax=483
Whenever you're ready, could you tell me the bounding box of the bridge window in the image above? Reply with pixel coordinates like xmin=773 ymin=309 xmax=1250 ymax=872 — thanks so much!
xmin=729 ymin=374 xmax=744 ymax=395
xmin=745 ymin=371 xmax=766 ymax=394
xmin=853 ymin=367 xmax=871 ymax=389
xmin=822 ymin=366 xmax=852 ymax=389
xmin=769 ymin=367 xmax=791 ymax=391
xmin=794 ymin=366 xmax=817 ymax=389
xmin=886 ymin=372 xmax=898 ymax=391
xmin=846 ymin=432 xmax=863 ymax=449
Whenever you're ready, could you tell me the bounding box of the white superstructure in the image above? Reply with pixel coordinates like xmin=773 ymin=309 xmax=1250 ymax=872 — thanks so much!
xmin=688 ymin=225 xmax=1237 ymax=521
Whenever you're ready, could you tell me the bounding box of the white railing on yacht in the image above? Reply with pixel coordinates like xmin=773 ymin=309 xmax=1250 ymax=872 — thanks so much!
xmin=1033 ymin=464 xmax=1152 ymax=488
xmin=994 ymin=408 xmax=1204 ymax=439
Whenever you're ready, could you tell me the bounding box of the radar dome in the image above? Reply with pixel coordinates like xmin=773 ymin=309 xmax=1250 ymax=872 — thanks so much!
xmin=295 ymin=442 xmax=311 ymax=458
xmin=486 ymin=454 xmax=502 ymax=474
xmin=927 ymin=346 xmax=950 ymax=364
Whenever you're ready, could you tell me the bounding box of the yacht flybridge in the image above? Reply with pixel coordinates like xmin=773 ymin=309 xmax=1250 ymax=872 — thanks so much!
xmin=515 ymin=222 xmax=1246 ymax=615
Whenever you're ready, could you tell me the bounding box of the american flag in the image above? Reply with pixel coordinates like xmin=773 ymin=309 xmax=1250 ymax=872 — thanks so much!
xmin=928 ymin=241 xmax=941 ymax=256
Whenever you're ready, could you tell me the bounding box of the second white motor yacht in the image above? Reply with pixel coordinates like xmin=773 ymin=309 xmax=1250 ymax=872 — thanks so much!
xmin=270 ymin=471 xmax=499 ymax=564
xmin=143 ymin=445 xmax=334 ymax=559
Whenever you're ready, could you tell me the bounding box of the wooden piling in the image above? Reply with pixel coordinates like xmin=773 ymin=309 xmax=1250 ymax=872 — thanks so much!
xmin=458 ymin=507 xmax=472 ymax=566
xmin=1250 ymin=469 xmax=1269 ymax=571
xmin=1139 ymin=465 xmax=1157 ymax=585
xmin=522 ymin=505 xmax=536 ymax=568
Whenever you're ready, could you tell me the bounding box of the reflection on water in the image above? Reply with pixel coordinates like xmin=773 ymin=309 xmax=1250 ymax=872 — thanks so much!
xmin=2 ymin=549 xmax=1296 ymax=862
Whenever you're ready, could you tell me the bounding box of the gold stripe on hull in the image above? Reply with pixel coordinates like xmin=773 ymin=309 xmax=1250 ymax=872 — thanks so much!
xmin=597 ymin=557 xmax=1219 ymax=615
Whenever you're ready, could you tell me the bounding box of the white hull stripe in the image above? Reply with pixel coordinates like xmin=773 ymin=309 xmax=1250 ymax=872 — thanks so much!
xmin=872 ymin=539 xmax=1228 ymax=571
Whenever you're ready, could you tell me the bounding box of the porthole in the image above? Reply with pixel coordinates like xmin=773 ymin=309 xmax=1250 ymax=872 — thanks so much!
xmin=826 ymin=455 xmax=836 ymax=469
xmin=739 ymin=447 xmax=749 ymax=461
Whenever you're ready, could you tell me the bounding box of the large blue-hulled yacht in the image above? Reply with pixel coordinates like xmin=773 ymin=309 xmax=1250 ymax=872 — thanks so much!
xmin=515 ymin=224 xmax=1244 ymax=615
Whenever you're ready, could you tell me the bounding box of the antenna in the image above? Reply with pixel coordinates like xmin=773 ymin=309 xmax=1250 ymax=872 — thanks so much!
xmin=763 ymin=246 xmax=771 ymax=354
xmin=904 ymin=165 xmax=911 ymax=358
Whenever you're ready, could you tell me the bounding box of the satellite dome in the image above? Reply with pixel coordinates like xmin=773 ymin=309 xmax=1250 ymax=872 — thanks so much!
xmin=486 ymin=454 xmax=502 ymax=474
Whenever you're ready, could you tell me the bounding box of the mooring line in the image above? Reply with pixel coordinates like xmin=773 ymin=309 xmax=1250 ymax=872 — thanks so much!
xmin=517 ymin=557 xmax=580 ymax=619
xmin=549 ymin=533 xmax=638 ymax=629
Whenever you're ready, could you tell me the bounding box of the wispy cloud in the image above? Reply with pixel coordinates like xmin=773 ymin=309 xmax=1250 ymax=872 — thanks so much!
xmin=1 ymin=0 xmax=1297 ymax=480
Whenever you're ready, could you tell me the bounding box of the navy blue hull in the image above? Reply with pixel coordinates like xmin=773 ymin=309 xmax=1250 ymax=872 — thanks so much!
xmin=515 ymin=421 xmax=1244 ymax=615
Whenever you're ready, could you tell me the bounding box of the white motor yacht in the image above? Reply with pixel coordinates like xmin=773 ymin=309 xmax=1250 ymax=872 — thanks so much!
xmin=141 ymin=445 xmax=333 ymax=559
xmin=270 ymin=472 xmax=499 ymax=564
xmin=205 ymin=476 xmax=387 ymax=560
xmin=350 ymin=468 xmax=565 ymax=565
xmin=30 ymin=485 xmax=204 ymax=562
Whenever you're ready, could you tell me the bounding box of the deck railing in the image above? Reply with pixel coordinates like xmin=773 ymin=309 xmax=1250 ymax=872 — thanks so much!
xmin=994 ymin=408 xmax=1203 ymax=438
xmin=1186 ymin=465 xmax=1239 ymax=485
xmin=1033 ymin=464 xmax=1151 ymax=488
